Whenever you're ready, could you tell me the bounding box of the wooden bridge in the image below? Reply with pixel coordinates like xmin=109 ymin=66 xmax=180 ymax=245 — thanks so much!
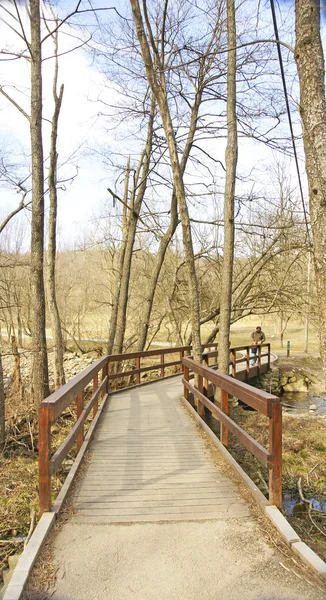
xmin=5 ymin=343 xmax=326 ymax=600
xmin=39 ymin=343 xmax=281 ymax=516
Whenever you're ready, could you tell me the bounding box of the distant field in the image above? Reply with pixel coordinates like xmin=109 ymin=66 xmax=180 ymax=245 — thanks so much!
xmin=229 ymin=316 xmax=319 ymax=354
xmin=40 ymin=313 xmax=319 ymax=356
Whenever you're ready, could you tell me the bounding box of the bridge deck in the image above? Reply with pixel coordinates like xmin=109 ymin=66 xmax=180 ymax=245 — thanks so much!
xmin=74 ymin=377 xmax=250 ymax=523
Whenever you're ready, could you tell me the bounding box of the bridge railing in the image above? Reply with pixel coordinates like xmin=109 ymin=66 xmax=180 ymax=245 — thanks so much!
xmin=182 ymin=355 xmax=282 ymax=507
xmin=38 ymin=341 xmax=272 ymax=515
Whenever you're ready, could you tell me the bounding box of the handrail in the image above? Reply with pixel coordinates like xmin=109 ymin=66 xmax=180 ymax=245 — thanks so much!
xmin=182 ymin=355 xmax=282 ymax=507
xmin=38 ymin=341 xmax=272 ymax=515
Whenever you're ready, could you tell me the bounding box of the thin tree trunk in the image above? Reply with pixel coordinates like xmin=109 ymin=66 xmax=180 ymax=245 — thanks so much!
xmin=136 ymin=86 xmax=204 ymax=351
xmin=136 ymin=192 xmax=178 ymax=351
xmin=113 ymin=98 xmax=155 ymax=354
xmin=107 ymin=159 xmax=130 ymax=355
xmin=30 ymin=0 xmax=49 ymax=404
xmin=304 ymin=252 xmax=311 ymax=353
xmin=295 ymin=0 xmax=326 ymax=370
xmin=0 ymin=353 xmax=5 ymax=451
xmin=129 ymin=0 xmax=202 ymax=361
xmin=218 ymin=0 xmax=237 ymax=375
xmin=47 ymin=27 xmax=65 ymax=388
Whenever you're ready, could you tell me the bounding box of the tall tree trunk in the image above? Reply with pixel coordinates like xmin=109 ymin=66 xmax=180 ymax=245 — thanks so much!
xmin=136 ymin=192 xmax=178 ymax=351
xmin=136 ymin=86 xmax=204 ymax=352
xmin=295 ymin=0 xmax=326 ymax=370
xmin=113 ymin=98 xmax=155 ymax=354
xmin=304 ymin=253 xmax=311 ymax=353
xmin=107 ymin=159 xmax=130 ymax=355
xmin=218 ymin=0 xmax=237 ymax=374
xmin=47 ymin=28 xmax=65 ymax=388
xmin=0 ymin=353 xmax=5 ymax=451
xmin=129 ymin=0 xmax=202 ymax=361
xmin=30 ymin=0 xmax=49 ymax=404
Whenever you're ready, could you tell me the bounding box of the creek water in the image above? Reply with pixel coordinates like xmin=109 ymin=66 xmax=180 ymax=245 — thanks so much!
xmin=283 ymin=492 xmax=326 ymax=516
xmin=280 ymin=392 xmax=326 ymax=415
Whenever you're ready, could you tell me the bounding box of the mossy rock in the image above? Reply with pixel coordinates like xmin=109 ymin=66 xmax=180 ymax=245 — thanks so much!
xmin=283 ymin=370 xmax=295 ymax=378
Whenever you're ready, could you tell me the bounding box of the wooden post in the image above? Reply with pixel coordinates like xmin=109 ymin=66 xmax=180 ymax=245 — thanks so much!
xmin=93 ymin=374 xmax=99 ymax=418
xmin=76 ymin=390 xmax=84 ymax=451
xmin=202 ymin=354 xmax=208 ymax=397
xmin=267 ymin=343 xmax=270 ymax=371
xmin=269 ymin=400 xmax=282 ymax=507
xmin=231 ymin=350 xmax=236 ymax=378
xmin=179 ymin=351 xmax=184 ymax=372
xmin=160 ymin=353 xmax=164 ymax=378
xmin=184 ymin=364 xmax=189 ymax=401
xmin=245 ymin=347 xmax=250 ymax=382
xmin=220 ymin=389 xmax=229 ymax=448
xmin=135 ymin=357 xmax=140 ymax=384
xmin=38 ymin=405 xmax=51 ymax=515
xmin=197 ymin=374 xmax=205 ymax=419
xmin=257 ymin=345 xmax=261 ymax=376
xmin=103 ymin=363 xmax=109 ymax=394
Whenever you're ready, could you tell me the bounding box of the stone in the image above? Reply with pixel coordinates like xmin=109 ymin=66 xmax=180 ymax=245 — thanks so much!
xmin=280 ymin=377 xmax=288 ymax=386
xmin=283 ymin=370 xmax=295 ymax=378
xmin=309 ymin=404 xmax=316 ymax=410
xmin=289 ymin=376 xmax=297 ymax=383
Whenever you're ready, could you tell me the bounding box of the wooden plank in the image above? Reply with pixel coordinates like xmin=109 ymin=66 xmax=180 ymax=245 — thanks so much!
xmin=73 ymin=511 xmax=250 ymax=523
xmin=75 ymin=503 xmax=249 ymax=515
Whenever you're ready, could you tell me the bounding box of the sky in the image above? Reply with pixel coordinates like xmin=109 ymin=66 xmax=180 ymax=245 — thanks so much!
xmin=0 ymin=0 xmax=323 ymax=251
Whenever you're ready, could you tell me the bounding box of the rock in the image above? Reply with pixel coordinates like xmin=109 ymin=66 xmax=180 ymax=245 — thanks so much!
xmin=283 ymin=370 xmax=295 ymax=378
xmin=280 ymin=376 xmax=289 ymax=386
xmin=293 ymin=502 xmax=308 ymax=517
xmin=309 ymin=404 xmax=317 ymax=410
xmin=283 ymin=379 xmax=308 ymax=392
xmin=289 ymin=376 xmax=297 ymax=383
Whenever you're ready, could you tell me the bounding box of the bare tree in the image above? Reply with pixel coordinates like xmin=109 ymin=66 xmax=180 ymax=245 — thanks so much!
xmin=218 ymin=0 xmax=237 ymax=374
xmin=294 ymin=0 xmax=326 ymax=370
xmin=29 ymin=0 xmax=49 ymax=403
xmin=46 ymin=22 xmax=65 ymax=388
xmin=129 ymin=0 xmax=202 ymax=361
xmin=0 ymin=352 xmax=5 ymax=450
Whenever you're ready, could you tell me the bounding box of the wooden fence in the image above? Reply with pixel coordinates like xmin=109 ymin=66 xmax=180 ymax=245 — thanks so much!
xmin=38 ymin=342 xmax=274 ymax=514
xmin=182 ymin=355 xmax=282 ymax=507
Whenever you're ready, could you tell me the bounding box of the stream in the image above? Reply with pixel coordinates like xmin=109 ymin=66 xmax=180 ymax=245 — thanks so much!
xmin=280 ymin=392 xmax=326 ymax=415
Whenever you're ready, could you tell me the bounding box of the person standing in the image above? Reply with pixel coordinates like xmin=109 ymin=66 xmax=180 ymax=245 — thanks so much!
xmin=250 ymin=326 xmax=266 ymax=365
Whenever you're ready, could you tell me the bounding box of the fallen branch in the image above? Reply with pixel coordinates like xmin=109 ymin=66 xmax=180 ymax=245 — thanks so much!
xmin=24 ymin=510 xmax=36 ymax=548
xmin=298 ymin=477 xmax=326 ymax=539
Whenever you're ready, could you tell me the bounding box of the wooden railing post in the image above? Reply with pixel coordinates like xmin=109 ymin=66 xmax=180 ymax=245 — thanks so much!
xmin=160 ymin=353 xmax=164 ymax=378
xmin=257 ymin=345 xmax=261 ymax=376
xmin=267 ymin=343 xmax=270 ymax=371
xmin=197 ymin=374 xmax=205 ymax=419
xmin=245 ymin=346 xmax=250 ymax=382
xmin=202 ymin=354 xmax=208 ymax=397
xmin=135 ymin=357 xmax=140 ymax=384
xmin=231 ymin=350 xmax=236 ymax=378
xmin=38 ymin=405 xmax=51 ymax=515
xmin=103 ymin=363 xmax=109 ymax=394
xmin=269 ymin=400 xmax=282 ymax=507
xmin=220 ymin=389 xmax=229 ymax=448
xmin=93 ymin=374 xmax=99 ymax=418
xmin=183 ymin=364 xmax=189 ymax=401
xmin=76 ymin=390 xmax=84 ymax=451
xmin=179 ymin=350 xmax=184 ymax=372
